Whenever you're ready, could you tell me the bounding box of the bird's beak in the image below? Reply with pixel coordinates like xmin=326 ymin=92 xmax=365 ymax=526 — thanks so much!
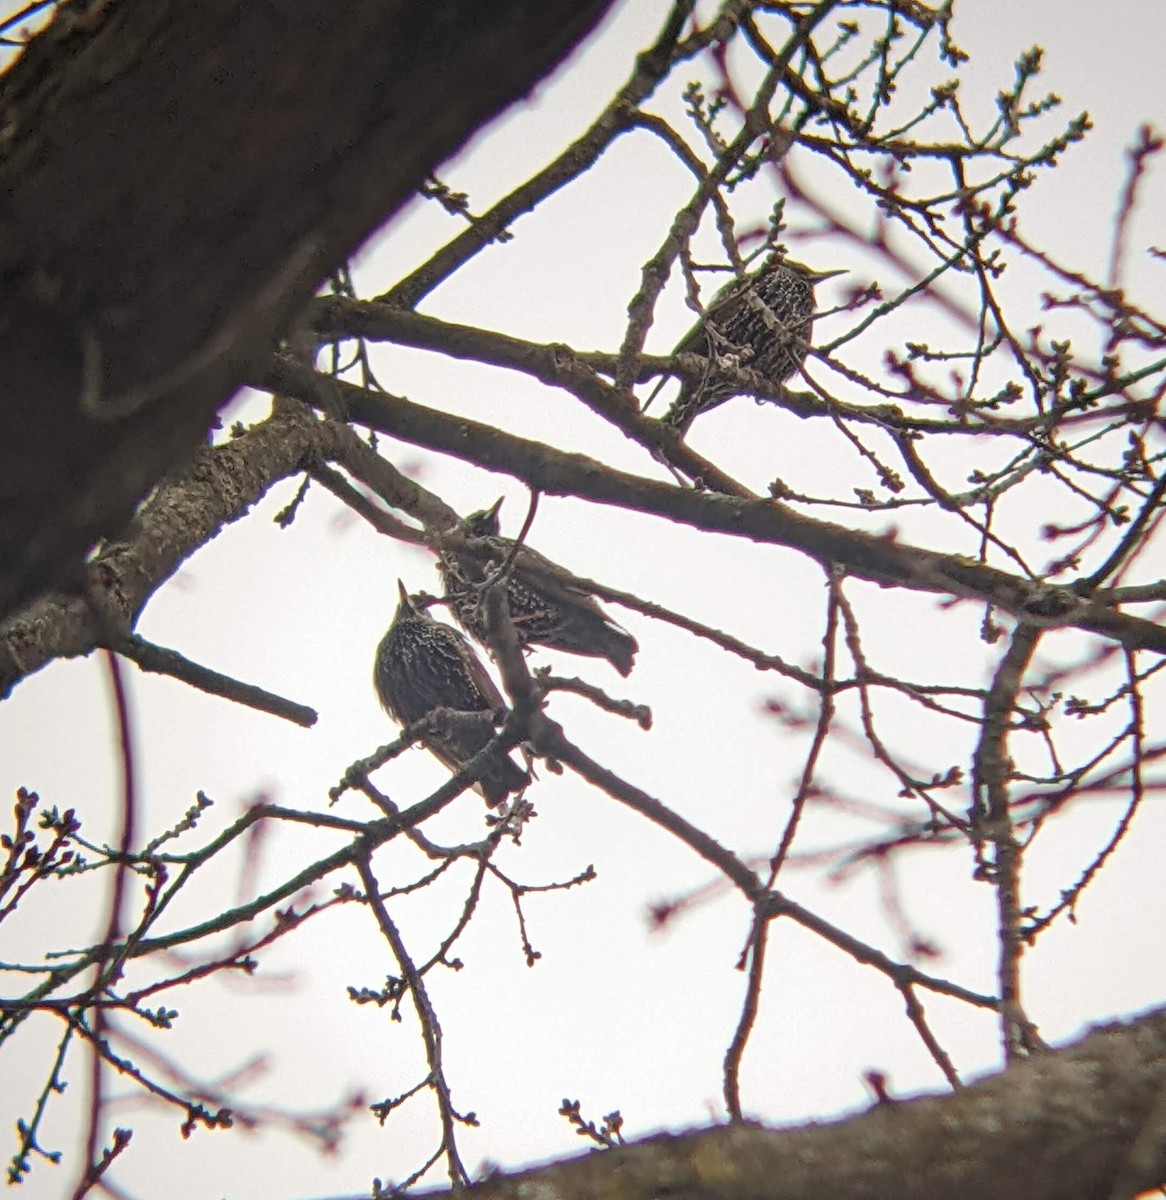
xmin=396 ymin=579 xmax=411 ymax=607
xmin=812 ymin=268 xmax=847 ymax=282
xmin=485 ymin=496 xmax=504 ymax=522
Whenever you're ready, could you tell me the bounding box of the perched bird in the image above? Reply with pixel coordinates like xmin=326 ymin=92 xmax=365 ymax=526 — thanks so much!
xmin=374 ymin=581 xmax=529 ymax=806
xmin=438 ymin=499 xmax=638 ymax=677
xmin=662 ymin=256 xmax=843 ymax=432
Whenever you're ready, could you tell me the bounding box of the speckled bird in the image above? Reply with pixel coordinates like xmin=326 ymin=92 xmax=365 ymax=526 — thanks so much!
xmin=374 ymin=581 xmax=529 ymax=806
xmin=663 ymin=257 xmax=843 ymax=433
xmin=438 ymin=499 xmax=638 ymax=677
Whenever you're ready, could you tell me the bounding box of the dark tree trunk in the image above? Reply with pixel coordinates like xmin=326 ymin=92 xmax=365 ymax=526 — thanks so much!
xmin=0 ymin=0 xmax=616 ymax=619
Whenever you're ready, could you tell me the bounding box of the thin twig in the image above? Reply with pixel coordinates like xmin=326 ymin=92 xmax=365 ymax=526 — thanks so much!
xmin=112 ymin=634 xmax=317 ymax=728
xmin=357 ymin=855 xmax=470 ymax=1189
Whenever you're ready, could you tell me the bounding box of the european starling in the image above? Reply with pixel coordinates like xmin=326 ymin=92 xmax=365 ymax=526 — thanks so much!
xmin=438 ymin=499 xmax=638 ymax=677
xmin=374 ymin=581 xmax=529 ymax=806
xmin=662 ymin=256 xmax=843 ymax=432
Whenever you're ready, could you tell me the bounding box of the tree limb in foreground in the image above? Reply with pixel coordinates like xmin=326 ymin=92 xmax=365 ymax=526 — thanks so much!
xmin=458 ymin=1005 xmax=1166 ymax=1200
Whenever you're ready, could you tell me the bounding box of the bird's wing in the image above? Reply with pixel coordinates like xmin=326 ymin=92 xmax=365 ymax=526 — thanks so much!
xmin=510 ymin=544 xmax=629 ymax=628
xmin=669 ymin=275 xmax=751 ymax=356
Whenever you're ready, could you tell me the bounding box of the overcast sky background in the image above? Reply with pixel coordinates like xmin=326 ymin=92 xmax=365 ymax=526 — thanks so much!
xmin=3 ymin=3 xmax=1166 ymax=1199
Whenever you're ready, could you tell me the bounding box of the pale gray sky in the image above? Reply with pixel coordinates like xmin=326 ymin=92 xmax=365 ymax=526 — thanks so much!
xmin=3 ymin=4 xmax=1165 ymax=1198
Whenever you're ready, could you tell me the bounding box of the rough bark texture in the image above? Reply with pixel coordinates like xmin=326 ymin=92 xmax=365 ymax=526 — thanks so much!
xmin=0 ymin=0 xmax=616 ymax=620
xmin=466 ymin=1006 xmax=1166 ymax=1200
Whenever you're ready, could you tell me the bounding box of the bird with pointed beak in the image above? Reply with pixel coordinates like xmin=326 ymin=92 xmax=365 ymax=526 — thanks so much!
xmin=438 ymin=498 xmax=638 ymax=677
xmin=663 ymin=256 xmax=844 ymax=432
xmin=374 ymin=581 xmax=529 ymax=806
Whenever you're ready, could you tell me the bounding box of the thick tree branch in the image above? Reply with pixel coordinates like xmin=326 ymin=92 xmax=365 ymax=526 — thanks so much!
xmin=261 ymin=360 xmax=1166 ymax=657
xmin=0 ymin=399 xmax=458 ymax=697
xmin=457 ymin=1005 xmax=1166 ymax=1200
xmin=0 ymin=403 xmax=329 ymax=696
